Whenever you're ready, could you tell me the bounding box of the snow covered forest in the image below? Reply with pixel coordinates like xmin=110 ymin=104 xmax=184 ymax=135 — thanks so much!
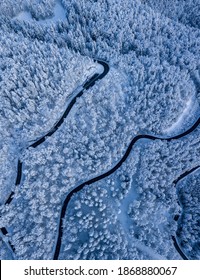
xmin=0 ymin=0 xmax=200 ymax=260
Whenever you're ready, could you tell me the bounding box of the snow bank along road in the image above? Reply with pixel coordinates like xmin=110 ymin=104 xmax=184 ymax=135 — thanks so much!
xmin=1 ymin=59 xmax=199 ymax=260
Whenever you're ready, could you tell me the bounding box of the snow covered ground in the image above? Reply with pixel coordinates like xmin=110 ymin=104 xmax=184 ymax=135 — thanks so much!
xmin=0 ymin=0 xmax=200 ymax=260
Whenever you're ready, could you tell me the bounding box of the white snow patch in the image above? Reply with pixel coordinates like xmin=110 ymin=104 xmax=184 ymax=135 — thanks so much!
xmin=15 ymin=10 xmax=32 ymax=21
xmin=94 ymin=63 xmax=104 ymax=75
xmin=118 ymin=185 xmax=138 ymax=234
xmin=51 ymin=1 xmax=66 ymax=22
xmin=84 ymin=63 xmax=104 ymax=81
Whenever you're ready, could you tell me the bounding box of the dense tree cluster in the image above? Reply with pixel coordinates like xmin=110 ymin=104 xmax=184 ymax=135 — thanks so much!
xmin=0 ymin=136 xmax=18 ymax=204
xmin=59 ymin=184 xmax=142 ymax=260
xmin=0 ymin=30 xmax=96 ymax=142
xmin=0 ymin=165 xmax=63 ymax=259
xmin=6 ymin=0 xmax=199 ymax=134
xmin=0 ymin=0 xmax=56 ymax=20
xmin=58 ymin=129 xmax=200 ymax=260
xmin=126 ymin=130 xmax=200 ymax=259
xmin=123 ymin=56 xmax=197 ymax=134
xmin=144 ymin=0 xmax=200 ymax=29
xmin=0 ymin=0 xmax=200 ymax=260
xmin=26 ymin=0 xmax=56 ymax=21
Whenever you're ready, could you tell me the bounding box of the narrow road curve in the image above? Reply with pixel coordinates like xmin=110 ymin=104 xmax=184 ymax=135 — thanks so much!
xmin=173 ymin=165 xmax=200 ymax=185
xmin=0 ymin=60 xmax=109 ymax=255
xmin=30 ymin=60 xmax=109 ymax=148
xmin=53 ymin=115 xmax=200 ymax=259
xmin=172 ymin=236 xmax=188 ymax=260
xmin=172 ymin=165 xmax=200 ymax=260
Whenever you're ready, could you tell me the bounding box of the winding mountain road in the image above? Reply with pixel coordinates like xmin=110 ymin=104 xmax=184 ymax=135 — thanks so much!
xmin=1 ymin=58 xmax=199 ymax=260
xmin=30 ymin=60 xmax=109 ymax=148
xmin=0 ymin=59 xmax=109 ymax=256
xmin=53 ymin=112 xmax=200 ymax=259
